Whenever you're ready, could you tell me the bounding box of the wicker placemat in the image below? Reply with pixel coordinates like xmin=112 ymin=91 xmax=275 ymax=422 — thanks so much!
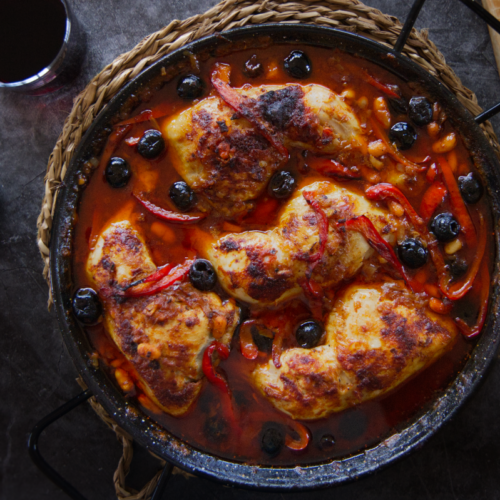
xmin=36 ymin=0 xmax=500 ymax=498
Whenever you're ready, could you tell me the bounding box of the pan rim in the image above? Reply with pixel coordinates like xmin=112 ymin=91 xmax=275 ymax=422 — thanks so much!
xmin=50 ymin=23 xmax=500 ymax=490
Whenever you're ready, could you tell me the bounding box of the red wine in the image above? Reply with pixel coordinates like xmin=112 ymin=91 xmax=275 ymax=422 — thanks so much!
xmin=0 ymin=0 xmax=67 ymax=83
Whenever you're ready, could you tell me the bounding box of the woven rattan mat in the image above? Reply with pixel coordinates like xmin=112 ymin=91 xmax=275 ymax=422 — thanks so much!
xmin=36 ymin=0 xmax=500 ymax=498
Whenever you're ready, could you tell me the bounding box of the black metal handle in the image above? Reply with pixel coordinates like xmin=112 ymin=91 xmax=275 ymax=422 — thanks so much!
xmin=394 ymin=0 xmax=500 ymax=124
xmin=28 ymin=390 xmax=93 ymax=500
xmin=28 ymin=390 xmax=173 ymax=500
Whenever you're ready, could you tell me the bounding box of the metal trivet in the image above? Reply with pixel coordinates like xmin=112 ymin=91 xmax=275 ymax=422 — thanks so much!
xmin=28 ymin=0 xmax=500 ymax=498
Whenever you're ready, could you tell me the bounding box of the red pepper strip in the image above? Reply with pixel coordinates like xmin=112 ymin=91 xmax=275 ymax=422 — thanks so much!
xmin=341 ymin=216 xmax=422 ymax=293
xmin=133 ymin=193 xmax=206 ymax=224
xmin=98 ymin=124 xmax=132 ymax=171
xmin=239 ymin=320 xmax=259 ymax=360
xmin=125 ymin=263 xmax=175 ymax=290
xmin=302 ymin=191 xmax=329 ymax=263
xmin=285 ymin=422 xmax=311 ymax=451
xmin=426 ymin=163 xmax=439 ymax=183
xmin=272 ymin=325 xmax=285 ymax=369
xmin=211 ymin=63 xmax=289 ymax=158
xmin=124 ymin=263 xmax=190 ymax=297
xmin=419 ymin=181 xmax=447 ymax=222
xmin=426 ymin=238 xmax=452 ymax=294
xmin=242 ymin=196 xmax=280 ymax=225
xmin=454 ymin=261 xmax=490 ymax=338
xmin=299 ymin=276 xmax=323 ymax=299
xmin=365 ymin=183 xmax=425 ymax=228
xmin=117 ymin=109 xmax=153 ymax=126
xmin=369 ymin=118 xmax=421 ymax=170
xmin=438 ymin=157 xmax=476 ymax=247
xmin=446 ymin=212 xmax=486 ymax=300
xmin=270 ymin=312 xmax=292 ymax=369
xmin=362 ymin=70 xmax=400 ymax=98
xmin=306 ymin=157 xmax=361 ymax=181
xmin=202 ymin=340 xmax=230 ymax=393
xmin=125 ymin=136 xmax=141 ymax=146
xmin=298 ymin=277 xmax=323 ymax=322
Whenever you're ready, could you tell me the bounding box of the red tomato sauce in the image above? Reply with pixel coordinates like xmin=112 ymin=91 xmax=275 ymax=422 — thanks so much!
xmin=73 ymin=44 xmax=493 ymax=465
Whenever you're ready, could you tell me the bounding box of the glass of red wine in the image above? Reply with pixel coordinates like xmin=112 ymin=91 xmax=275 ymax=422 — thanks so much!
xmin=0 ymin=0 xmax=85 ymax=95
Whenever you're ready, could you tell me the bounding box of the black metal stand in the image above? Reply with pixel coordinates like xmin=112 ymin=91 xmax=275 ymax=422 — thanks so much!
xmin=394 ymin=0 xmax=500 ymax=124
xmin=28 ymin=390 xmax=172 ymax=500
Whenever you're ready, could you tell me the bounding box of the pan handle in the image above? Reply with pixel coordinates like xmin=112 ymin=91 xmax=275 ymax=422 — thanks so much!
xmin=28 ymin=390 xmax=173 ymax=500
xmin=28 ymin=390 xmax=93 ymax=500
xmin=395 ymin=0 xmax=500 ymax=124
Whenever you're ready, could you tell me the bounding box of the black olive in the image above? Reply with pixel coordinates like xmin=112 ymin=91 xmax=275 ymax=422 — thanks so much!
xmin=447 ymin=258 xmax=468 ymax=280
xmin=295 ymin=320 xmax=324 ymax=349
xmin=105 ymin=157 xmax=131 ymax=188
xmin=169 ymin=181 xmax=195 ymax=211
xmin=388 ymin=97 xmax=409 ymax=116
xmin=397 ymin=238 xmax=429 ymax=269
xmin=176 ymin=74 xmax=204 ymax=100
xmin=204 ymin=415 xmax=229 ymax=442
xmin=261 ymin=427 xmax=284 ymax=456
xmin=458 ymin=172 xmax=484 ymax=204
xmin=189 ymin=259 xmax=217 ymax=291
xmin=243 ymin=55 xmax=263 ymax=78
xmin=72 ymin=288 xmax=102 ymax=325
xmin=137 ymin=130 xmax=165 ymax=159
xmin=430 ymin=213 xmax=461 ymax=242
xmin=409 ymin=96 xmax=433 ymax=126
xmin=319 ymin=434 xmax=336 ymax=451
xmin=388 ymin=122 xmax=417 ymax=150
xmin=268 ymin=171 xmax=296 ymax=199
xmin=283 ymin=50 xmax=312 ymax=79
xmin=251 ymin=325 xmax=273 ymax=353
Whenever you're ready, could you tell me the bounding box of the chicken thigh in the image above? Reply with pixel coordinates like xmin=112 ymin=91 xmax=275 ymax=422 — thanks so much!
xmin=87 ymin=220 xmax=240 ymax=416
xmin=252 ymin=280 xmax=458 ymax=420
xmin=163 ymin=66 xmax=367 ymax=217
xmin=207 ymin=181 xmax=396 ymax=305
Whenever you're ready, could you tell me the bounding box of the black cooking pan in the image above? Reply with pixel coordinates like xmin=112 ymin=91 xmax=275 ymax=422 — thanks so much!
xmin=47 ymin=23 xmax=500 ymax=491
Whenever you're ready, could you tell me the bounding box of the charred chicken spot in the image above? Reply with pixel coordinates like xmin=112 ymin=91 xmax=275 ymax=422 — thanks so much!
xmin=149 ymin=359 xmax=160 ymax=370
xmin=248 ymin=275 xmax=292 ymax=302
xmin=100 ymin=256 xmax=115 ymax=272
xmin=258 ymin=86 xmax=304 ymax=131
xmin=185 ymin=316 xmax=199 ymax=328
xmin=356 ymin=368 xmax=383 ymax=391
xmin=217 ymin=120 xmax=228 ymax=133
xmin=219 ymin=239 xmax=240 ymax=252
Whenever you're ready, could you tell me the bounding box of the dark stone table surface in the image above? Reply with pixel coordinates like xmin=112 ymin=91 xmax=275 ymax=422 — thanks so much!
xmin=1 ymin=0 xmax=500 ymax=499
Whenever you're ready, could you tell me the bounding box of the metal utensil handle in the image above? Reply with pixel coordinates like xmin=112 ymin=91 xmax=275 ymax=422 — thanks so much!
xmin=28 ymin=390 xmax=172 ymax=500
xmin=395 ymin=0 xmax=500 ymax=124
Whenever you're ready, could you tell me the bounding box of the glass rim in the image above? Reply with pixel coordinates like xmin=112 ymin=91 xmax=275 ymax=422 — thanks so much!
xmin=0 ymin=0 xmax=71 ymax=90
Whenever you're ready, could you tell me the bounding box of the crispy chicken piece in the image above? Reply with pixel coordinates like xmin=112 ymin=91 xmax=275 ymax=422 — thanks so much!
xmin=236 ymin=83 xmax=367 ymax=159
xmin=252 ymin=280 xmax=458 ymax=420
xmin=163 ymin=70 xmax=366 ymax=217
xmin=207 ymin=181 xmax=396 ymax=305
xmin=87 ymin=221 xmax=240 ymax=416
xmin=164 ymin=96 xmax=285 ymax=218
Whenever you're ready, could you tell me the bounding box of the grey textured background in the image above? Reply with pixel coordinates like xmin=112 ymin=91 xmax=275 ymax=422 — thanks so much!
xmin=1 ymin=0 xmax=500 ymax=499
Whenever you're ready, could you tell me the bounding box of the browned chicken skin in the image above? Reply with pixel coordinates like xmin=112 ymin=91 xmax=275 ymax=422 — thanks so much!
xmin=87 ymin=221 xmax=240 ymax=416
xmin=207 ymin=181 xmax=397 ymax=305
xmin=163 ymin=78 xmax=366 ymax=217
xmin=252 ymin=280 xmax=458 ymax=420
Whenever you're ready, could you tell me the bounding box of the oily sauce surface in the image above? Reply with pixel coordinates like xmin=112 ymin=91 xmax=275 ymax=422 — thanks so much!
xmin=73 ymin=44 xmax=492 ymax=465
